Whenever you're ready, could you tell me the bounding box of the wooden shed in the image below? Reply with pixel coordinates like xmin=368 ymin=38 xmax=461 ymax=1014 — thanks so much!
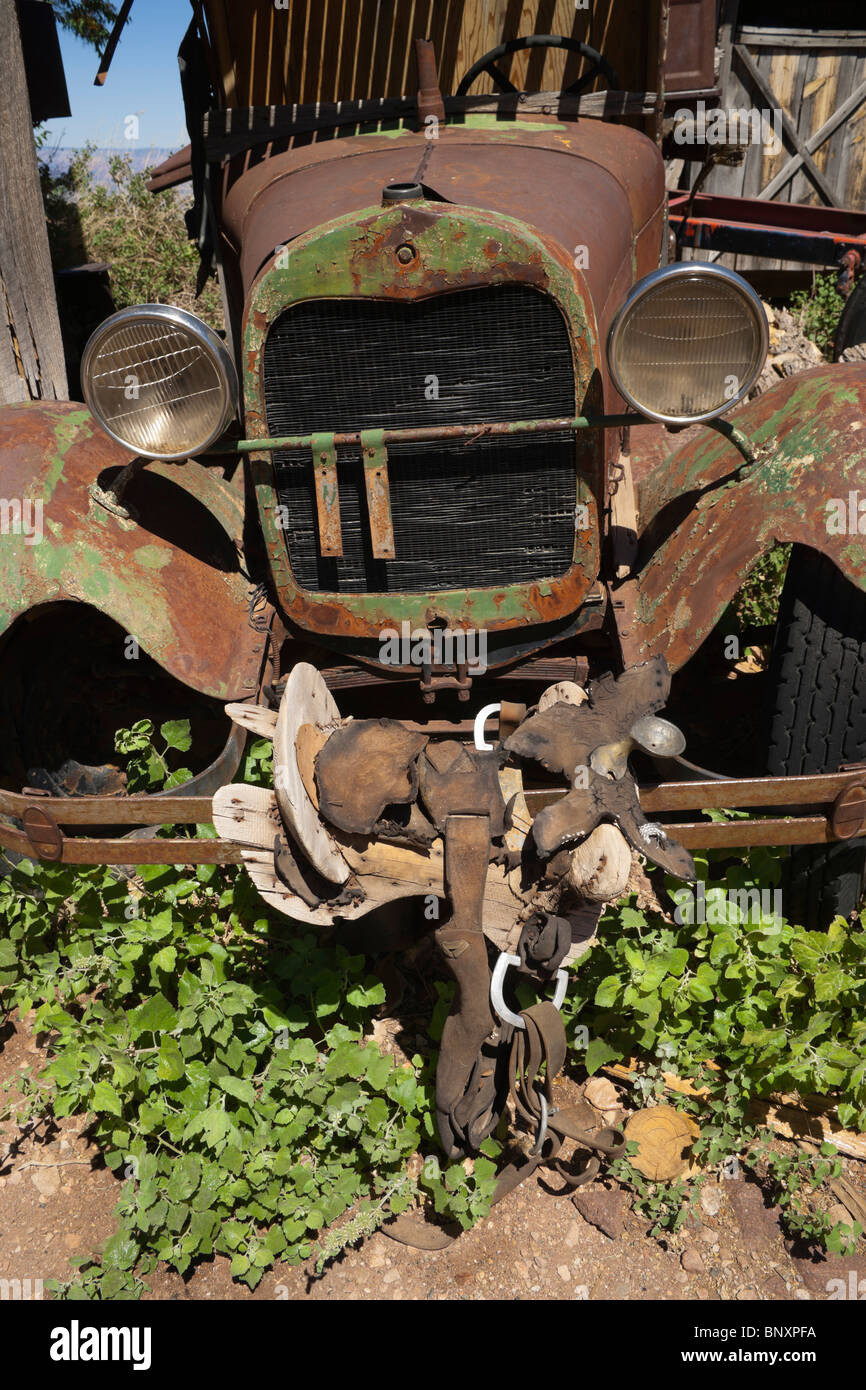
xmin=678 ymin=0 xmax=866 ymax=272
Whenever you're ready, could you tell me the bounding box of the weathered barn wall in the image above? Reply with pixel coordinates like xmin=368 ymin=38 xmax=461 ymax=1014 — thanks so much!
xmin=199 ymin=0 xmax=664 ymax=107
xmin=678 ymin=17 xmax=866 ymax=271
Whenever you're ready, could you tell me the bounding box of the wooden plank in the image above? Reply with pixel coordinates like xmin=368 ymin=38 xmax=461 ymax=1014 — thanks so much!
xmin=739 ymin=28 xmax=866 ymax=51
xmin=318 ymin=0 xmax=343 ymax=102
xmin=716 ymin=0 xmax=739 ymax=95
xmin=821 ymin=50 xmax=858 ymax=209
xmin=734 ymin=43 xmax=838 ymax=205
xmin=331 ymin=0 xmax=360 ymax=104
xmin=285 ymin=0 xmax=310 ymax=108
xmin=758 ymin=72 xmax=866 ymax=200
xmin=0 ymin=0 xmax=68 ymax=403
xmin=224 ymin=703 xmax=278 ymax=740
xmin=429 ymin=0 xmax=468 ymax=96
xmin=804 ymin=54 xmax=841 ymax=201
xmin=523 ymin=1 xmax=562 ymax=96
xmin=369 ymin=0 xmax=399 ymax=99
xmin=388 ymin=0 xmax=417 ymax=101
xmin=202 ymin=0 xmax=662 ymax=107
xmin=747 ymin=48 xmax=793 ymax=203
xmin=847 ymin=66 xmax=866 ymax=211
xmin=94 ymin=0 xmax=134 ymax=86
xmin=303 ymin=0 xmax=328 ymax=103
xmin=212 ymin=784 xmax=337 ymax=923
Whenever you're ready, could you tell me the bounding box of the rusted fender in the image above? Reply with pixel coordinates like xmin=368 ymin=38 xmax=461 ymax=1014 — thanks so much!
xmin=624 ymin=365 xmax=866 ymax=671
xmin=0 ymin=402 xmax=263 ymax=700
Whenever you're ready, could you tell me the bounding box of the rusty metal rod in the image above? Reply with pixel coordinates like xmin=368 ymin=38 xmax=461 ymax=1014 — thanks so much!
xmin=220 ymin=413 xmax=648 ymax=454
xmin=212 ymin=413 xmax=759 ymax=468
xmin=1 ymin=769 xmax=858 ymax=830
xmin=672 ymin=817 xmax=833 ymax=848
xmin=639 ymin=770 xmax=866 ymax=812
xmin=0 ymin=792 xmax=222 ymax=826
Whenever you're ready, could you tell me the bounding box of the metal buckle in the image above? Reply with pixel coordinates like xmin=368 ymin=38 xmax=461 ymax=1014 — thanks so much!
xmin=529 ymin=1089 xmax=559 ymax=1155
xmin=490 ymin=951 xmax=569 ymax=1031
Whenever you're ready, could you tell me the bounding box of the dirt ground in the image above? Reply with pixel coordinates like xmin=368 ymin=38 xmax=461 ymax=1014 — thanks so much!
xmin=2 ymin=1009 xmax=865 ymax=1304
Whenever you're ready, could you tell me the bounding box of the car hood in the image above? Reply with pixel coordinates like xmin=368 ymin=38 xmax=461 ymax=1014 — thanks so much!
xmin=221 ymin=115 xmax=665 ymax=343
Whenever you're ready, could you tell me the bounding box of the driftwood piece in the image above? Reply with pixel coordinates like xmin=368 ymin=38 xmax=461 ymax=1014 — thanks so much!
xmin=567 ymin=823 xmax=632 ymax=902
xmin=213 ymin=781 xmax=535 ymax=945
xmin=224 ymin=703 xmax=278 ymax=740
xmin=537 ymin=680 xmax=588 ymax=712
xmin=315 ymin=719 xmax=427 ymax=834
xmin=213 ymin=784 xmax=335 ymax=924
xmin=273 ymin=663 xmax=348 ymax=884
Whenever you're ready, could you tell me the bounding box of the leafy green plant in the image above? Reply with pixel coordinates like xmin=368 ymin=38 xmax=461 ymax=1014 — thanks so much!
xmin=744 ymin=1140 xmax=862 ymax=1252
xmin=51 ymin=0 xmax=117 ymax=50
xmin=38 ymin=146 xmax=222 ymax=329
xmin=566 ymin=846 xmax=866 ymax=1249
xmin=732 ymin=542 xmax=791 ymax=631
xmin=610 ymin=1149 xmax=703 ymax=1239
xmin=114 ymin=718 xmax=193 ymax=792
xmin=789 ymin=272 xmax=846 ymax=359
xmin=0 ymin=730 xmax=498 ymax=1300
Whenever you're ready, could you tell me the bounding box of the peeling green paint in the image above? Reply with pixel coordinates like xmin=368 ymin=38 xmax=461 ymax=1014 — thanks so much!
xmin=0 ymin=403 xmax=261 ymax=701
xmin=133 ymin=545 xmax=173 ymax=570
xmin=44 ymin=408 xmax=91 ymax=501
xmin=343 ymin=115 xmax=569 ymax=141
xmin=631 ymin=365 xmax=866 ymax=672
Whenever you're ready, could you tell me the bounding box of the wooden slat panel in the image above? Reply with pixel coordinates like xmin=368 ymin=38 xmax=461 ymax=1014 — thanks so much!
xmin=828 ymin=51 xmax=860 ymax=205
xmin=303 ymin=0 xmax=329 ymax=102
xmin=201 ymin=0 xmax=659 ymax=108
xmin=0 ymin=0 xmax=68 ymax=402
xmin=848 ymin=69 xmax=866 ymax=211
xmin=694 ymin=28 xmax=866 ymax=275
xmin=286 ymin=0 xmax=310 ymax=106
xmin=791 ymin=53 xmax=840 ymax=206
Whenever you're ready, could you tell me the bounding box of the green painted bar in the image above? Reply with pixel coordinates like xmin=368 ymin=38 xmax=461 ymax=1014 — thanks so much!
xmin=224 ymin=412 xmax=648 ymax=454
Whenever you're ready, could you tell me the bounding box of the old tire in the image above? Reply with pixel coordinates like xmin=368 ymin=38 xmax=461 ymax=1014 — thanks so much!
xmin=835 ymin=274 xmax=866 ymax=360
xmin=767 ymin=545 xmax=866 ymax=928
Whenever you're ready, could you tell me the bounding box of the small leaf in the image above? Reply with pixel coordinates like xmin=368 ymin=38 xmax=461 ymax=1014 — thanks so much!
xmin=161 ymin=719 xmax=192 ymax=753
xmin=91 ymin=1081 xmax=123 ymax=1117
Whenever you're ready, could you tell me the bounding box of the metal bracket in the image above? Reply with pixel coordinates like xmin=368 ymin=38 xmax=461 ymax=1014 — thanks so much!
xmin=360 ymin=429 xmax=395 ymax=560
xmin=310 ymin=432 xmax=343 ymax=557
xmin=490 ymin=951 xmax=569 ymax=1031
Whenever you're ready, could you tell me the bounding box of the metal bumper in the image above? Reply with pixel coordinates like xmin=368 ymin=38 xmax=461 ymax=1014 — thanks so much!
xmin=2 ymin=765 xmax=864 ymax=868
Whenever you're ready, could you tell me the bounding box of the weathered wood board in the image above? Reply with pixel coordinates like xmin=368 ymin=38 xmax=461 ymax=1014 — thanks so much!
xmin=200 ymin=0 xmax=664 ymax=108
xmin=678 ymin=20 xmax=866 ymax=272
xmin=0 ymin=0 xmax=68 ymax=403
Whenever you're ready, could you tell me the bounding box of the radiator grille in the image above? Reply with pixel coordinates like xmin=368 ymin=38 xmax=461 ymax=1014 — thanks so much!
xmin=263 ymin=286 xmax=577 ymax=593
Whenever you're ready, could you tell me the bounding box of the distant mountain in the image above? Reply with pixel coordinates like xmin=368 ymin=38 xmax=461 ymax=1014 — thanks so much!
xmin=44 ymin=147 xmax=182 ymax=188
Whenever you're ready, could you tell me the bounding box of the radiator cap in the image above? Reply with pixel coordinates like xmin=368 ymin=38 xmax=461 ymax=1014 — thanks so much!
xmin=382 ymin=182 xmax=424 ymax=204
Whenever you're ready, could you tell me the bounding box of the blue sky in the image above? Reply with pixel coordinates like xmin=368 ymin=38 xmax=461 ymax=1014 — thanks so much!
xmin=42 ymin=0 xmax=191 ymax=151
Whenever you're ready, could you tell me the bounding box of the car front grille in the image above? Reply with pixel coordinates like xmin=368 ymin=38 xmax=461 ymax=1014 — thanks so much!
xmin=263 ymin=285 xmax=577 ymax=594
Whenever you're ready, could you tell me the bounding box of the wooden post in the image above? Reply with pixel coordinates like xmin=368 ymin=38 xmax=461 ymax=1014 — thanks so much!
xmin=0 ymin=0 xmax=68 ymax=403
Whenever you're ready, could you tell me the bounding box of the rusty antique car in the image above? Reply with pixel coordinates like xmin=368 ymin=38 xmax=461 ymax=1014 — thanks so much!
xmin=3 ymin=1 xmax=866 ymax=1173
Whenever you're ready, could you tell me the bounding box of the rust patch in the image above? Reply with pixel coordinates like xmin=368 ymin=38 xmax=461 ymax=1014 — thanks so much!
xmin=625 ymin=366 xmax=866 ymax=672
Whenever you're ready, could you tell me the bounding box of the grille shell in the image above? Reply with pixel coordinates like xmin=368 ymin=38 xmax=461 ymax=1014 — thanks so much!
xmin=263 ymin=286 xmax=579 ymax=594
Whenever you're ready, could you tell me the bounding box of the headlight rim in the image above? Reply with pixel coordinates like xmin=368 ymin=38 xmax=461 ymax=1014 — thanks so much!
xmin=81 ymin=303 xmax=239 ymax=461
xmin=606 ymin=263 xmax=769 ymax=426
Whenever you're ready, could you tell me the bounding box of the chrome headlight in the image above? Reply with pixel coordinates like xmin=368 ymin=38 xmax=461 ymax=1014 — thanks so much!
xmin=607 ymin=265 xmax=768 ymax=425
xmin=81 ymin=305 xmax=238 ymax=459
